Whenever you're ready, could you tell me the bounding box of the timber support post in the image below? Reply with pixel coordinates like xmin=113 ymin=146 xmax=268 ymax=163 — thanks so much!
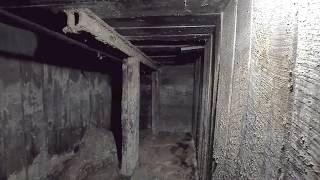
xmin=151 ymin=70 xmax=160 ymax=134
xmin=121 ymin=57 xmax=140 ymax=176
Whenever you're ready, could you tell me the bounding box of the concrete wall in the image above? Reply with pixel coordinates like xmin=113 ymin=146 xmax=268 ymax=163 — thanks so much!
xmin=158 ymin=64 xmax=194 ymax=133
xmin=287 ymin=1 xmax=320 ymax=179
xmin=140 ymin=73 xmax=152 ymax=129
xmin=0 ymin=23 xmax=112 ymax=180
xmin=212 ymin=0 xmax=320 ymax=179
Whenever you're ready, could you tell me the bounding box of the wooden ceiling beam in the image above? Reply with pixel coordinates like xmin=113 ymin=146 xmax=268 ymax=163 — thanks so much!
xmin=63 ymin=8 xmax=158 ymax=70
xmin=105 ymin=15 xmax=219 ymax=28
xmin=115 ymin=26 xmax=214 ymax=37
xmin=124 ymin=34 xmax=211 ymax=41
xmin=0 ymin=0 xmax=227 ymax=19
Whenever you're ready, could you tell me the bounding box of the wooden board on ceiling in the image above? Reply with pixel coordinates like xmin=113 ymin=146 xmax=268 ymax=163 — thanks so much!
xmin=1 ymin=0 xmax=228 ymax=19
xmin=105 ymin=15 xmax=219 ymax=28
xmin=115 ymin=26 xmax=215 ymax=37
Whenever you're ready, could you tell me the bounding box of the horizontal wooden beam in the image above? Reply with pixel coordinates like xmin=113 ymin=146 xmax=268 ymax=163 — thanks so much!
xmin=0 ymin=9 xmax=123 ymax=63
xmin=124 ymin=34 xmax=211 ymax=41
xmin=63 ymin=8 xmax=158 ymax=70
xmin=115 ymin=26 xmax=214 ymax=37
xmin=136 ymin=44 xmax=191 ymax=48
xmin=0 ymin=0 xmax=107 ymax=8
xmin=150 ymin=55 xmax=177 ymax=58
xmin=0 ymin=1 xmax=225 ymax=19
xmin=131 ymin=40 xmax=206 ymax=46
xmin=105 ymin=15 xmax=219 ymax=28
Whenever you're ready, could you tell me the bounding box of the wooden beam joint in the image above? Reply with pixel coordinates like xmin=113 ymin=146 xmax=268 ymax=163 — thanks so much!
xmin=62 ymin=8 xmax=158 ymax=70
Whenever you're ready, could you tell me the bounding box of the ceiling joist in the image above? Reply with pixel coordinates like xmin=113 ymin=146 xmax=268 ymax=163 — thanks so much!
xmin=124 ymin=34 xmax=211 ymax=41
xmin=115 ymin=26 xmax=214 ymax=37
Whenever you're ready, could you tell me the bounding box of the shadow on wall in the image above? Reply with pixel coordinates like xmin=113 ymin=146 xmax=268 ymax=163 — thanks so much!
xmin=0 ymin=22 xmax=123 ymax=179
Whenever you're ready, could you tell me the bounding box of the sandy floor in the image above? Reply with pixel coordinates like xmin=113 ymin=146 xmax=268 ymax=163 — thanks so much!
xmin=132 ymin=130 xmax=198 ymax=180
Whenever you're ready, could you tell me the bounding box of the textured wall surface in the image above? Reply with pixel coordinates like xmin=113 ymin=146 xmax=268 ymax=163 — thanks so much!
xmin=159 ymin=64 xmax=194 ymax=133
xmin=140 ymin=73 xmax=152 ymax=129
xmin=0 ymin=23 xmax=112 ymax=180
xmin=212 ymin=0 xmax=237 ymax=178
xmin=286 ymin=0 xmax=320 ymax=179
xmin=212 ymin=0 xmax=320 ymax=179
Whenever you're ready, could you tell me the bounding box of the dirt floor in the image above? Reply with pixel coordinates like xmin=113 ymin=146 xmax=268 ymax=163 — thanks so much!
xmin=132 ymin=130 xmax=198 ymax=180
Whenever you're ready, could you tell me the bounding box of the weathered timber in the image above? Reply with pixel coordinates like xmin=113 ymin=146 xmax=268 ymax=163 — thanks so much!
xmin=121 ymin=57 xmax=140 ymax=176
xmin=0 ymin=9 xmax=122 ymax=62
xmin=131 ymin=40 xmax=206 ymax=46
xmin=105 ymin=15 xmax=219 ymax=28
xmin=0 ymin=0 xmax=229 ymax=18
xmin=151 ymin=71 xmax=160 ymax=134
xmin=115 ymin=26 xmax=214 ymax=37
xmin=209 ymin=16 xmax=222 ymax=178
xmin=192 ymin=56 xmax=202 ymax=139
xmin=198 ymin=35 xmax=214 ymax=180
xmin=124 ymin=34 xmax=211 ymax=41
xmin=62 ymin=8 xmax=158 ymax=70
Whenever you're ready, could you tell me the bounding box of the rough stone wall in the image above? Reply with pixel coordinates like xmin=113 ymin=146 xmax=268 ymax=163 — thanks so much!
xmin=159 ymin=64 xmax=194 ymax=133
xmin=286 ymin=1 xmax=320 ymax=179
xmin=212 ymin=0 xmax=238 ymax=178
xmin=0 ymin=23 xmax=112 ymax=180
xmin=212 ymin=0 xmax=320 ymax=179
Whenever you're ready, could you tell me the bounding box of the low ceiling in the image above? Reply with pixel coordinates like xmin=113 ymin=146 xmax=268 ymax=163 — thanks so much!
xmin=1 ymin=0 xmax=229 ymax=65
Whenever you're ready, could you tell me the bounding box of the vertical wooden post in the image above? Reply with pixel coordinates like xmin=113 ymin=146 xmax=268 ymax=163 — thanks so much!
xmin=121 ymin=57 xmax=140 ymax=176
xmin=198 ymin=36 xmax=214 ymax=180
xmin=192 ymin=56 xmax=202 ymax=140
xmin=151 ymin=71 xmax=160 ymax=134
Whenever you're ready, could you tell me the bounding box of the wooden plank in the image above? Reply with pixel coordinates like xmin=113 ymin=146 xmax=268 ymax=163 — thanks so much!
xmin=132 ymin=40 xmax=206 ymax=46
xmin=121 ymin=57 xmax=140 ymax=176
xmin=198 ymin=35 xmax=214 ymax=180
xmin=124 ymin=34 xmax=211 ymax=41
xmin=115 ymin=26 xmax=214 ymax=37
xmin=192 ymin=56 xmax=201 ymax=139
xmin=0 ymin=9 xmax=123 ymax=63
xmin=1 ymin=1 xmax=227 ymax=18
xmin=209 ymin=17 xmax=222 ymax=177
xmin=0 ymin=0 xmax=106 ymax=8
xmin=106 ymin=15 xmax=219 ymax=28
xmin=63 ymin=8 xmax=158 ymax=70
xmin=151 ymin=71 xmax=160 ymax=134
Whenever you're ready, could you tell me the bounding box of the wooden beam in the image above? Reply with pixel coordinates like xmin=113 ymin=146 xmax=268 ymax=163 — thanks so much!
xmin=197 ymin=35 xmax=214 ymax=180
xmin=192 ymin=56 xmax=202 ymax=139
xmin=121 ymin=57 xmax=140 ymax=176
xmin=115 ymin=26 xmax=215 ymax=37
xmin=62 ymin=8 xmax=158 ymax=70
xmin=124 ymin=34 xmax=211 ymax=41
xmin=0 ymin=9 xmax=123 ymax=63
xmin=151 ymin=71 xmax=160 ymax=134
xmin=137 ymin=44 xmax=191 ymax=48
xmin=0 ymin=1 xmax=226 ymax=19
xmin=0 ymin=0 xmax=110 ymax=8
xmin=150 ymin=55 xmax=177 ymax=59
xmin=131 ymin=40 xmax=207 ymax=46
xmin=105 ymin=15 xmax=219 ymax=28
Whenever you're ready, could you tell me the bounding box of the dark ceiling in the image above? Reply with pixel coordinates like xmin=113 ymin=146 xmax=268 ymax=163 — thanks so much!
xmin=1 ymin=0 xmax=229 ymax=65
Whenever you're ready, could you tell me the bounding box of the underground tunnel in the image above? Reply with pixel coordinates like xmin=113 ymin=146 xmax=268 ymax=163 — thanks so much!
xmin=0 ymin=0 xmax=319 ymax=180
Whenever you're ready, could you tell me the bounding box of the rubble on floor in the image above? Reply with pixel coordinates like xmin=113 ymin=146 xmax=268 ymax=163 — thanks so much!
xmin=8 ymin=128 xmax=120 ymax=180
xmin=132 ymin=130 xmax=198 ymax=180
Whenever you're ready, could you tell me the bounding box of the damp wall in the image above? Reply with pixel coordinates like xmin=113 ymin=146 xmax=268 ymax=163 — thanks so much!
xmin=158 ymin=64 xmax=195 ymax=133
xmin=0 ymin=22 xmax=113 ymax=180
xmin=212 ymin=0 xmax=320 ymax=179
